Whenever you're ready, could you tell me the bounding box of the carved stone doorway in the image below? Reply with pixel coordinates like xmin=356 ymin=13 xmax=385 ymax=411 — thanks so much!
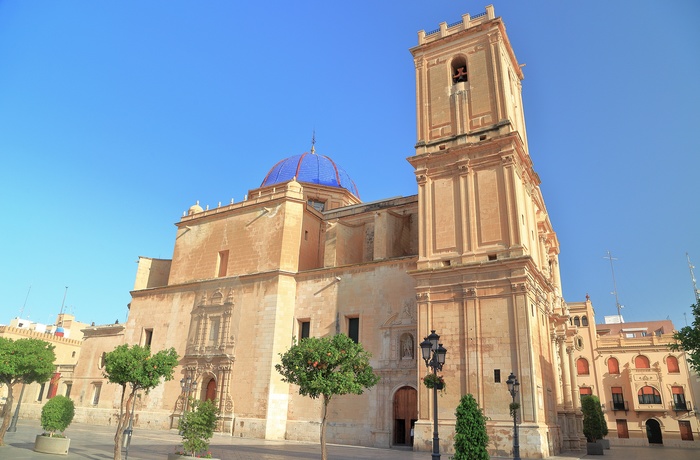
xmin=646 ymin=418 xmax=662 ymax=444
xmin=393 ymin=386 xmax=417 ymax=446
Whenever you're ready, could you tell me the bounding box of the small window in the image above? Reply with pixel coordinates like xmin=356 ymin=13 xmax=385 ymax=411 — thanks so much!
xmin=637 ymin=385 xmax=661 ymax=404
xmin=308 ymin=199 xmax=325 ymax=212
xmin=579 ymin=387 xmax=592 ymax=401
xmin=64 ymin=382 xmax=72 ymax=398
xmin=581 ymin=316 xmax=589 ymax=326
xmin=71 ymin=351 xmax=76 ymax=358
xmin=217 ymin=250 xmax=229 ymax=277
xmin=348 ymin=317 xmax=360 ymax=343
xmin=487 ymin=254 xmax=497 ymax=261
xmin=494 ymin=369 xmax=501 ymax=383
xmin=208 ymin=317 xmax=220 ymax=346
xmin=98 ymin=352 xmax=106 ymax=369
xmin=574 ymin=316 xmax=581 ymax=327
xmin=611 ymin=386 xmax=625 ymax=410
xmin=672 ymin=386 xmax=687 ymax=410
xmin=92 ymin=383 xmax=102 ymax=405
xmin=300 ymin=320 xmax=310 ymax=340
xmin=451 ymin=56 xmax=468 ymax=83
xmin=576 ymin=358 xmax=590 ymax=375
xmin=304 ymin=230 xmax=308 ymax=241
xmin=37 ymin=383 xmax=46 ymax=402
xmin=634 ymin=355 xmax=650 ymax=369
xmin=607 ymin=357 xmax=620 ymax=375
xmin=144 ymin=328 xmax=153 ymax=348
xmin=667 ymin=356 xmax=680 ymax=373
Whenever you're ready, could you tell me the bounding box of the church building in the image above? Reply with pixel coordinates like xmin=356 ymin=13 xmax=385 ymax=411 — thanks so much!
xmin=63 ymin=6 xmax=587 ymax=457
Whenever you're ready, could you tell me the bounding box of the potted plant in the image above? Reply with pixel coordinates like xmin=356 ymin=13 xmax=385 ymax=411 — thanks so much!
xmin=423 ymin=373 xmax=446 ymax=392
xmin=170 ymin=399 xmax=220 ymax=459
xmin=581 ymin=395 xmax=605 ymax=455
xmin=34 ymin=395 xmax=75 ymax=455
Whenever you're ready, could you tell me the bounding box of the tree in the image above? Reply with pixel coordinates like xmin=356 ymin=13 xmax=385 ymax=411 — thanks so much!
xmin=670 ymin=302 xmax=700 ymax=373
xmin=0 ymin=338 xmax=56 ymax=445
xmin=103 ymin=344 xmax=178 ymax=460
xmin=453 ymin=394 xmax=489 ymax=460
xmin=40 ymin=395 xmax=75 ymax=437
xmin=178 ymin=398 xmax=219 ymax=457
xmin=275 ymin=334 xmax=380 ymax=460
xmin=581 ymin=395 xmax=605 ymax=443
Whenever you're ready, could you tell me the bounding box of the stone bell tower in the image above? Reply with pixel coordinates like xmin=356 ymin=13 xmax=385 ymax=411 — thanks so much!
xmin=408 ymin=6 xmax=576 ymax=457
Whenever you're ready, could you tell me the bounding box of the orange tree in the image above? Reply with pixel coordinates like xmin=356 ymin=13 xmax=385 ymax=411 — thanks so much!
xmin=275 ymin=334 xmax=379 ymax=460
xmin=670 ymin=302 xmax=700 ymax=373
xmin=0 ymin=338 xmax=56 ymax=445
xmin=103 ymin=344 xmax=178 ymax=460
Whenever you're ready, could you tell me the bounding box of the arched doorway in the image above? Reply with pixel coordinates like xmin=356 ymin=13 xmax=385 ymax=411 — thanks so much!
xmin=205 ymin=378 xmax=216 ymax=402
xmin=393 ymin=386 xmax=417 ymax=446
xmin=646 ymin=419 xmax=663 ymax=444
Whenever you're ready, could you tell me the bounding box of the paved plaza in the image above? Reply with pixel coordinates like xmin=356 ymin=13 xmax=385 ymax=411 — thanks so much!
xmin=1 ymin=420 xmax=698 ymax=459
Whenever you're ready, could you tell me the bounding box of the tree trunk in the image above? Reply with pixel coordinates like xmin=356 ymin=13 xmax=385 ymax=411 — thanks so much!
xmin=320 ymin=395 xmax=329 ymax=460
xmin=113 ymin=385 xmax=130 ymax=460
xmin=0 ymin=383 xmax=14 ymax=446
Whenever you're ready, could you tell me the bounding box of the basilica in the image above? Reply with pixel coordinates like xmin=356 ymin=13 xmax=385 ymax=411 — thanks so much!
xmin=9 ymin=6 xmax=667 ymax=457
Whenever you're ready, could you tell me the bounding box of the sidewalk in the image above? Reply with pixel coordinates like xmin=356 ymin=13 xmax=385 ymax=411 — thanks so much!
xmin=1 ymin=419 xmax=698 ymax=459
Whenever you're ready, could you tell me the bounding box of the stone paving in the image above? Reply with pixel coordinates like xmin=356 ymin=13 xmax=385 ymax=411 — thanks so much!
xmin=1 ymin=420 xmax=699 ymax=459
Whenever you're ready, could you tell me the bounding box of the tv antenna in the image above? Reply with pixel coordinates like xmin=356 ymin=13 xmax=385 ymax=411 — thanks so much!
xmin=19 ymin=285 xmax=31 ymax=318
xmin=687 ymin=253 xmax=700 ymax=305
xmin=604 ymin=250 xmax=624 ymax=322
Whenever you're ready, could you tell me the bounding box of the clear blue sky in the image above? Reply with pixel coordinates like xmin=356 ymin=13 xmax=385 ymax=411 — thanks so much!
xmin=1 ymin=1 xmax=698 ymax=329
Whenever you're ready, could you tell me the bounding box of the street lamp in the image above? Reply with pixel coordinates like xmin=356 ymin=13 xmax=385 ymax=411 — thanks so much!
xmin=180 ymin=376 xmax=198 ymax=413
xmin=420 ymin=330 xmax=447 ymax=460
xmin=506 ymin=372 xmax=521 ymax=460
xmin=7 ymin=382 xmax=26 ymax=432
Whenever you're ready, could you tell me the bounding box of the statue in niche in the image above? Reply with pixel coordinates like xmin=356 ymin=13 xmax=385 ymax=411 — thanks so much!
xmin=401 ymin=333 xmax=414 ymax=359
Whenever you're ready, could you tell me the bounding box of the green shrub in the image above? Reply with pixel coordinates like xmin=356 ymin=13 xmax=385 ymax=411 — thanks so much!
xmin=178 ymin=399 xmax=219 ymax=457
xmin=40 ymin=395 xmax=75 ymax=437
xmin=453 ymin=394 xmax=489 ymax=460
xmin=581 ymin=395 xmax=605 ymax=442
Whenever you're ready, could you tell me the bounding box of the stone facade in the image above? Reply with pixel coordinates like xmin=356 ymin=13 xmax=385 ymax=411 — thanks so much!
xmin=14 ymin=6 xmax=700 ymax=459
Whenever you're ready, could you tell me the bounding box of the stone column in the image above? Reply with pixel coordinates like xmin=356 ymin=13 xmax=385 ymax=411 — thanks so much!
xmin=559 ymin=338 xmax=572 ymax=409
xmin=551 ymin=334 xmax=563 ymax=407
xmin=567 ymin=346 xmax=579 ymax=410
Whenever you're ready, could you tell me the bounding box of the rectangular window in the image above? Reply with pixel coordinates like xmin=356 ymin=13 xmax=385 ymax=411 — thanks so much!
xmin=679 ymin=421 xmax=694 ymax=441
xmin=611 ymin=387 xmax=625 ymax=411
xmin=92 ymin=383 xmax=102 ymax=405
xmin=217 ymin=250 xmax=229 ymax=277
xmin=616 ymin=419 xmax=629 ymax=438
xmin=494 ymin=369 xmax=501 ymax=383
xmin=348 ymin=317 xmax=359 ymax=343
xmin=37 ymin=383 xmax=46 ymax=402
xmin=208 ymin=317 xmax=220 ymax=346
xmin=143 ymin=328 xmax=153 ymax=348
xmin=300 ymin=320 xmax=310 ymax=339
xmin=64 ymin=382 xmax=72 ymax=398
xmin=672 ymin=386 xmax=687 ymax=410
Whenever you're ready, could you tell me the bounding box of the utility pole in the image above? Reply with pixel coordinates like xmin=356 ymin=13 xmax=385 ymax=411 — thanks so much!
xmin=604 ymin=251 xmax=624 ymax=322
xmin=687 ymin=253 xmax=700 ymax=305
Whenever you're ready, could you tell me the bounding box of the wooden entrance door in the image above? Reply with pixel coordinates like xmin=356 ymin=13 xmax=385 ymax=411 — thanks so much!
xmin=206 ymin=379 xmax=216 ymax=402
xmin=679 ymin=421 xmax=694 ymax=441
xmin=393 ymin=386 xmax=417 ymax=446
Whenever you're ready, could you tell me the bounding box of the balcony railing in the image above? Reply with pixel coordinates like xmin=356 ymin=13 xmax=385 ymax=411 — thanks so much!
xmin=611 ymin=400 xmax=629 ymax=412
xmin=672 ymin=401 xmax=691 ymax=412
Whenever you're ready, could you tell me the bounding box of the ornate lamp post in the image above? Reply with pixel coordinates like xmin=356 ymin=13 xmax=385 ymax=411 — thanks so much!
xmin=506 ymin=372 xmax=521 ymax=460
xmin=420 ymin=330 xmax=447 ymax=460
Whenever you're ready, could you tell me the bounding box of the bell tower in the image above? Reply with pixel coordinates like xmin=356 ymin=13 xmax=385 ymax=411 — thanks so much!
xmin=408 ymin=6 xmax=578 ymax=458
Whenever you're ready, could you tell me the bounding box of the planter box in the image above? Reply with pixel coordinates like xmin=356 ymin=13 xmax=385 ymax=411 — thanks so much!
xmin=34 ymin=435 xmax=71 ymax=455
xmin=586 ymin=441 xmax=604 ymax=455
xmin=167 ymin=455 xmax=220 ymax=460
xmin=600 ymin=438 xmax=610 ymax=449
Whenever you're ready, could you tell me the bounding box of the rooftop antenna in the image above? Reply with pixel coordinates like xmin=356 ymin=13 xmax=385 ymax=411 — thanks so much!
xmin=604 ymin=250 xmax=624 ymax=322
xmin=19 ymin=285 xmax=31 ymax=318
xmin=687 ymin=253 xmax=700 ymax=305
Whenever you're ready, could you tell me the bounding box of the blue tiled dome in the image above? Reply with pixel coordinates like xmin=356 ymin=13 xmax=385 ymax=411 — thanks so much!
xmin=261 ymin=152 xmax=360 ymax=198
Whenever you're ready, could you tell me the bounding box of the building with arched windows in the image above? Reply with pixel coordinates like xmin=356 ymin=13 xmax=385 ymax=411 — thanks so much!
xmin=570 ymin=299 xmax=699 ymax=447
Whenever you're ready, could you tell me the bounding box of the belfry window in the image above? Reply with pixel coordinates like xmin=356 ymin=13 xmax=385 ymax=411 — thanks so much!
xmin=451 ymin=57 xmax=468 ymax=83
